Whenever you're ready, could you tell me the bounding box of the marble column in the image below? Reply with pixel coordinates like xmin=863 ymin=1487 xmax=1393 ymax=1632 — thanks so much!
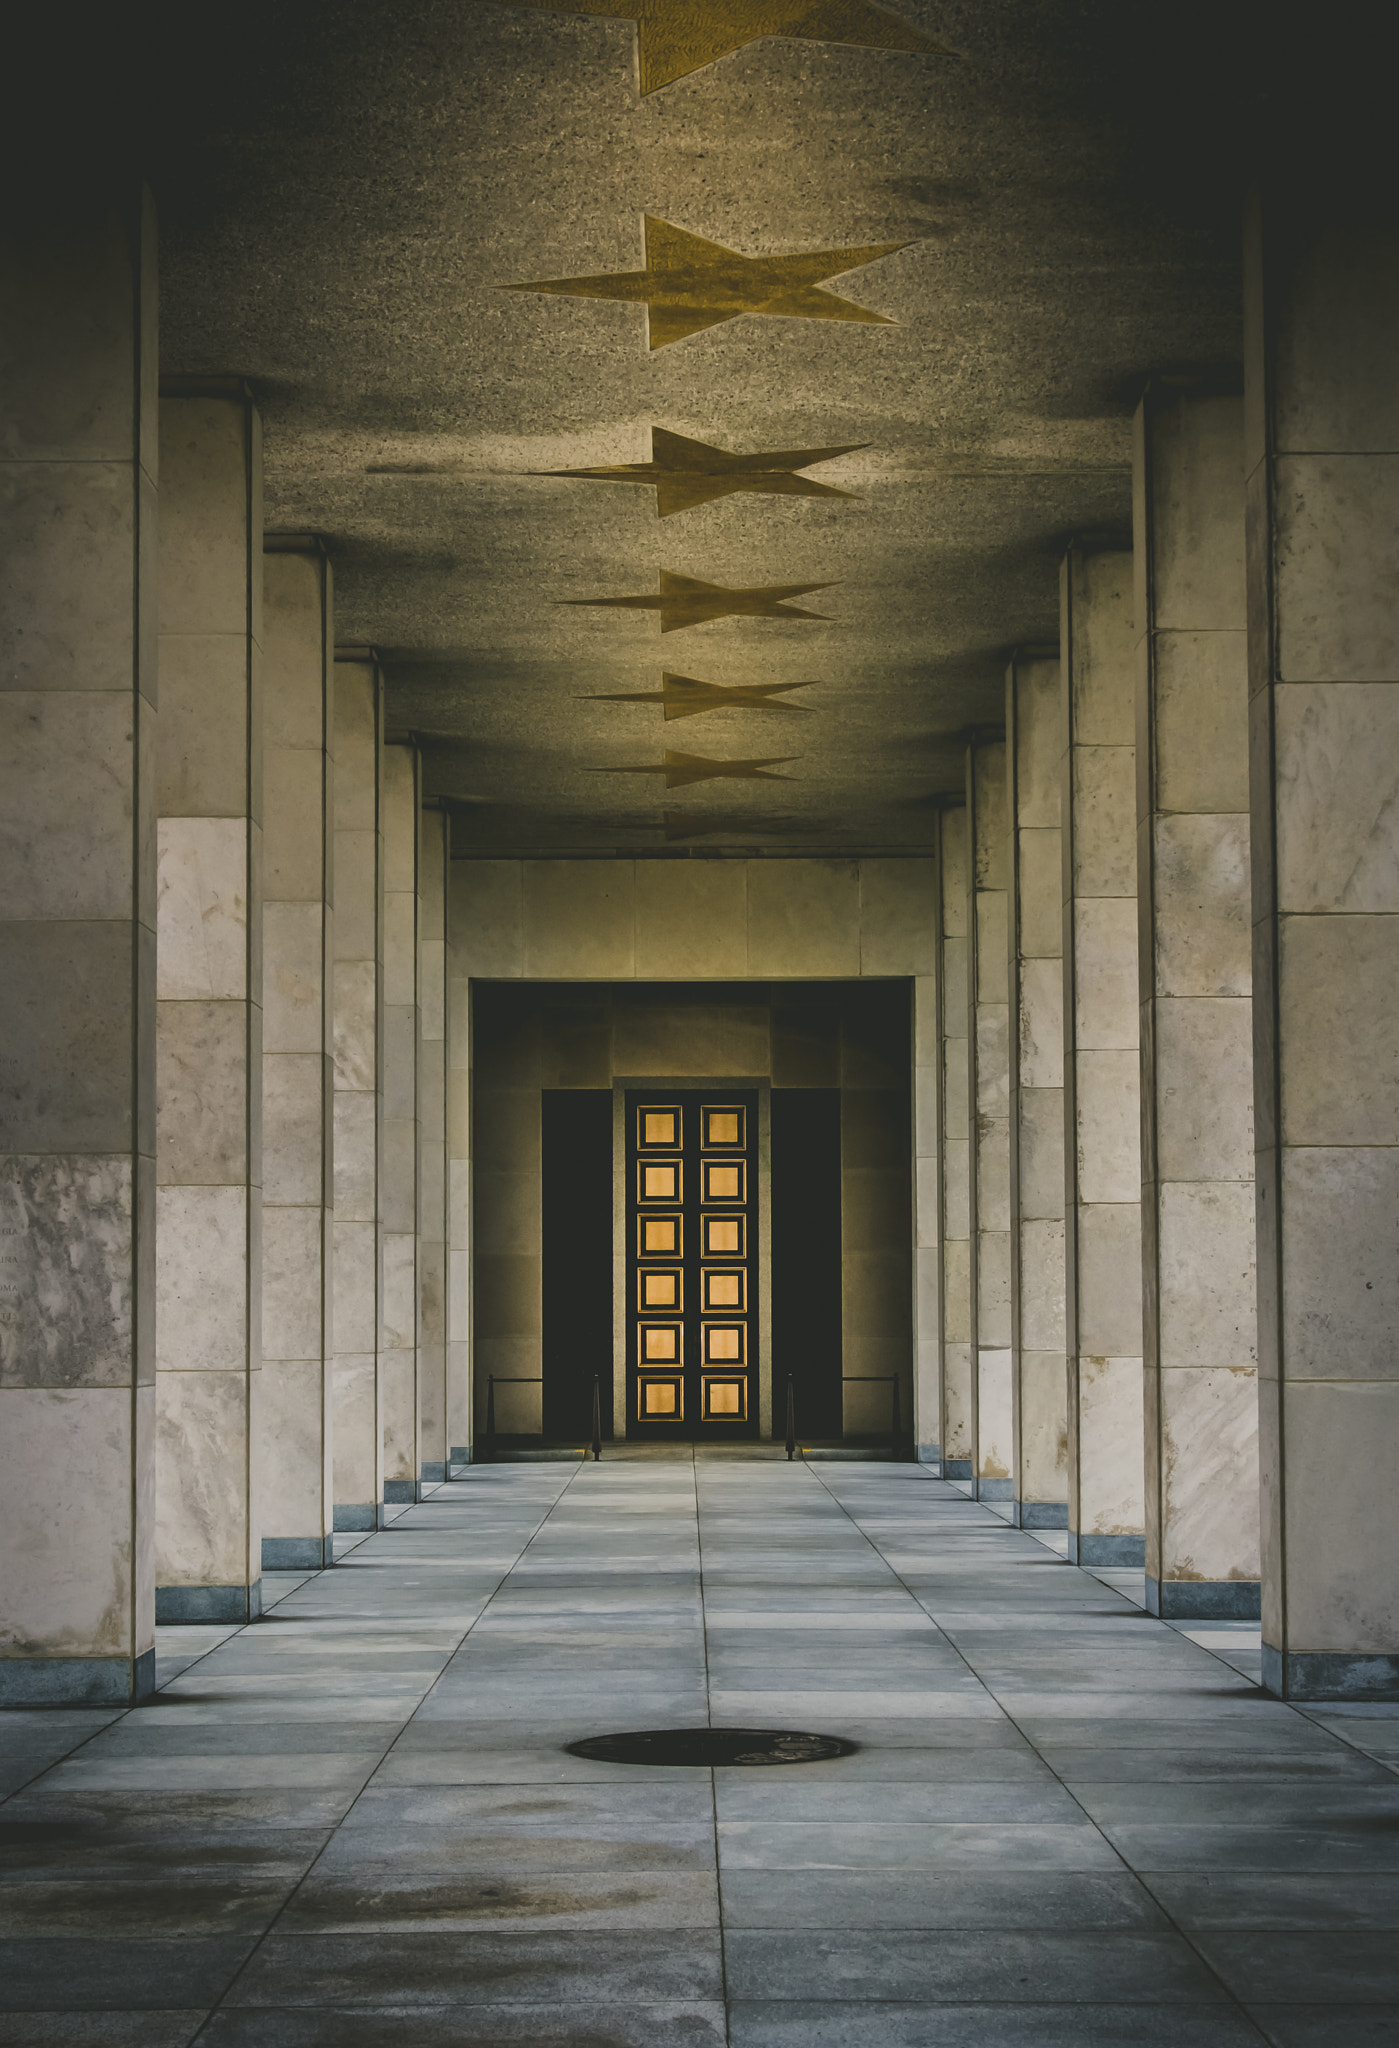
xmin=937 ymin=804 xmax=974 ymax=1480
xmin=379 ymin=741 xmax=420 ymax=1508
xmin=1061 ymin=543 xmax=1145 ymax=1566
xmin=417 ymin=806 xmax=449 ymax=1486
xmin=260 ymin=537 xmax=335 ymax=1569
xmin=913 ymin=956 xmax=942 ymax=1467
xmin=0 ymin=188 xmax=158 ymax=1703
xmin=331 ymin=653 xmax=383 ymax=1527
xmin=966 ymin=741 xmax=1013 ymax=1500
xmin=1136 ymin=383 xmax=1259 ymax=1620
xmin=1248 ymin=178 xmax=1399 ymax=1697
xmin=1006 ymin=650 xmax=1068 ymax=1528
xmin=155 ymin=381 xmax=263 ymax=1623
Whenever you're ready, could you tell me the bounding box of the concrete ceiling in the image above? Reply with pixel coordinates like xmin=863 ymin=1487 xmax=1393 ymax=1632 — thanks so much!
xmin=147 ymin=0 xmax=1246 ymax=852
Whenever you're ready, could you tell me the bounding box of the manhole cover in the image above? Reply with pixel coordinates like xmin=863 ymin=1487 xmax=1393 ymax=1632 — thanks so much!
xmin=564 ymin=1727 xmax=857 ymax=1767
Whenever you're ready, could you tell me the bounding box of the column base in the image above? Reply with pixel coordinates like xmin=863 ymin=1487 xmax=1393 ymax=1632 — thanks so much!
xmin=1262 ymin=1647 xmax=1399 ymax=1701
xmin=0 ymin=1650 xmax=155 ymax=1706
xmin=916 ymin=1444 xmax=941 ymax=1469
xmin=155 ymin=1582 xmax=262 ymax=1624
xmin=943 ymin=1459 xmax=973 ymax=1480
xmin=333 ymin=1504 xmax=376 ymax=1531
xmin=382 ymin=1480 xmax=416 ymax=1504
xmin=450 ymin=1445 xmax=472 ymax=1464
xmin=975 ymin=1477 xmax=1015 ymax=1501
xmin=1015 ymin=1501 xmax=1068 ymax=1529
xmin=1067 ymin=1532 xmax=1145 ymax=1567
xmin=1146 ymin=1578 xmax=1261 ymax=1621
xmin=261 ymin=1536 xmax=334 ymax=1571
xmin=420 ymin=1462 xmax=447 ymax=1484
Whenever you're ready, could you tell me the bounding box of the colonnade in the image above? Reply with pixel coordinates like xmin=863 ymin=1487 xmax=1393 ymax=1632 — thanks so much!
xmin=2 ymin=165 xmax=1396 ymax=1708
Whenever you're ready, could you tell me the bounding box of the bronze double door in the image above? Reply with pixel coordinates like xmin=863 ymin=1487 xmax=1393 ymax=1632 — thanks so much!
xmin=627 ymin=1088 xmax=758 ymax=1440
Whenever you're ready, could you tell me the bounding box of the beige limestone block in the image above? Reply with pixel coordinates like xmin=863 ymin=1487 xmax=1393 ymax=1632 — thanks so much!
xmin=976 ymin=1231 xmax=1012 ymax=1347
xmin=333 ymin=1091 xmax=376 ymax=1224
xmin=157 ymin=818 xmax=248 ymax=1002
xmin=332 ymin=960 xmax=376 ymax=1094
xmin=155 ymin=1366 xmax=253 ymax=1587
xmin=379 ymin=1349 xmax=417 ymax=1482
xmin=332 ymin=1217 xmax=378 ymax=1354
xmin=973 ymin=767 xmax=1009 ymax=892
xmin=524 ymin=861 xmax=635 ymax=978
xmin=1071 ymin=746 xmax=1136 ymax=899
xmin=978 ymin=1348 xmax=1014 ymax=1480
xmin=421 ymin=936 xmax=446 ymax=1044
xmin=942 ymin=1343 xmax=973 ymax=1460
xmin=1279 ymin=913 xmax=1399 ymax=1145
xmin=155 ymin=1186 xmax=249 ymax=1372
xmin=913 ymin=976 xmax=938 ymax=1067
xmin=0 ymin=1156 xmax=132 ymax=1389
xmin=916 ymin=1155 xmax=939 ymax=1251
xmin=746 ymin=860 xmax=860 ymax=978
xmin=332 ymin=1352 xmax=377 ymax=1503
xmin=943 ymin=1136 xmax=970 ymax=1243
xmin=916 ymin=1245 xmax=940 ymax=1329
xmin=263 ymin=902 xmax=324 ymax=1056
xmin=1017 ymin=1089 xmax=1065 ymax=1221
xmin=258 ymin=1358 xmax=327 ymax=1532
xmin=633 ymin=860 xmax=747 ymax=978
xmin=1275 ymin=683 xmax=1399 ymax=913
xmin=1017 ymin=828 xmax=1062 ymax=961
xmin=331 ymin=670 xmax=377 ymax=832
xmin=1075 ymin=1049 xmax=1141 ymax=1206
xmin=1076 ymin=1202 xmax=1143 ymax=1358
xmin=975 ymin=893 xmax=1009 ymax=1005
xmin=1154 ymin=631 xmax=1249 ymax=815
xmin=1153 ymin=998 xmax=1253 ymax=1182
xmin=1020 ymin=1217 xmax=1066 ymax=1351
xmin=159 ymin=398 xmax=260 ymax=636
xmin=976 ymin=1117 xmax=1011 ymax=1238
xmin=1158 ymin=1364 xmax=1260 ymax=1584
xmin=942 ymin=934 xmax=968 ymax=1033
xmin=262 ymin=1054 xmax=323 ymax=1209
xmin=1069 ymin=552 xmax=1135 ymax=745
xmin=1281 ymin=1380 xmax=1399 ymax=1650
xmin=860 ymin=859 xmax=936 ymax=975
xmin=1018 ymin=958 xmax=1063 ymax=1090
xmin=262 ymin=1204 xmax=324 ymax=1362
xmin=916 ymin=1338 xmax=940 ymax=1443
xmin=1158 ymin=1180 xmax=1256 ymax=1371
xmin=1274 ymin=453 xmax=1399 ymax=683
xmin=452 ymin=861 xmax=523 ymax=977
xmin=0 ymin=922 xmax=142 ymax=1154
xmin=915 ymin=1069 xmax=938 ymax=1160
xmin=1153 ymin=814 xmax=1251 ymax=997
xmin=1077 ymin=1353 xmax=1146 ymax=1534
xmin=1020 ymin=1350 xmax=1068 ymax=1495
xmin=942 ymin=1238 xmax=971 ymax=1346
xmin=0 ymin=1386 xmax=140 ymax=1655
xmin=0 ymin=463 xmax=140 ymax=694
xmin=379 ymin=1116 xmax=417 ymax=1237
xmin=1016 ymin=672 xmax=1063 ymax=830
xmin=1281 ymin=1146 xmax=1399 ymax=1377
xmin=156 ymin=636 xmax=254 ymax=822
xmin=263 ymin=559 xmax=324 ymax=749
xmin=612 ymin=1002 xmax=768 ymax=1078
xmin=381 ymin=768 xmax=417 ymax=899
xmin=1072 ymin=897 xmax=1139 ymax=1050
xmin=941 ymin=812 xmax=969 ymax=939
xmin=381 ymin=1232 xmax=418 ymax=1352
xmin=0 ymin=693 xmax=135 ymax=921
xmin=334 ymin=829 xmax=379 ymax=966
xmin=943 ymin=1034 xmax=970 ymax=1136
xmin=383 ymin=904 xmax=416 ymax=1011
xmin=155 ymin=1001 xmax=249 ymax=1187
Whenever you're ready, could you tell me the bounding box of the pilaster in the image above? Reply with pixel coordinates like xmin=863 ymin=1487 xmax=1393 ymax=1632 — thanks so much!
xmin=379 ymin=741 xmax=421 ymax=1509
xmin=418 ymin=806 xmax=449 ymax=1485
xmin=966 ymin=741 xmax=1012 ymax=1500
xmin=937 ymin=806 xmax=973 ymax=1479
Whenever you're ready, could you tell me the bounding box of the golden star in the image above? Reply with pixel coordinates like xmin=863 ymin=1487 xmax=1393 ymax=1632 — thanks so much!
xmin=497 ymin=0 xmax=952 ymax=94
xmin=561 ymin=568 xmax=834 ymax=633
xmin=597 ymin=749 xmax=797 ymax=787
xmin=540 ymin=426 xmax=865 ymax=517
xmin=583 ymin=671 xmax=816 ymax=719
xmin=504 ymin=216 xmax=910 ymax=349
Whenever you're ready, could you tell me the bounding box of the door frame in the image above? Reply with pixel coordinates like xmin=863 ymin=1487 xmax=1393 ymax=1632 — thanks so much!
xmin=612 ymin=1075 xmax=772 ymax=1439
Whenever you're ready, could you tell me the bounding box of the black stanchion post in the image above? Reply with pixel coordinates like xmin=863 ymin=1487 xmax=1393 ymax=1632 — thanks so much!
xmin=484 ymin=1374 xmax=496 ymax=1466
xmin=785 ymin=1373 xmax=796 ymax=1461
xmin=591 ymin=1374 xmax=602 ymax=1461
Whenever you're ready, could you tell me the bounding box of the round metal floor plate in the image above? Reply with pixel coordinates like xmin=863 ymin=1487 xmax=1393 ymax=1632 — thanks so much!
xmin=564 ymin=1727 xmax=857 ymax=1767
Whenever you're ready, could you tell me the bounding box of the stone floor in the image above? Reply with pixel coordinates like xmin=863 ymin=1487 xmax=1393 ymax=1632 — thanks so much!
xmin=2 ymin=1456 xmax=1398 ymax=2046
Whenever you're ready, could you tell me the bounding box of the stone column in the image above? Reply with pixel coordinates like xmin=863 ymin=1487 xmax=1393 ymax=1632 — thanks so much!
xmin=0 ymin=188 xmax=158 ymax=1703
xmin=1006 ymin=650 xmax=1068 ymax=1529
xmin=937 ymin=804 xmax=973 ymax=1479
xmin=155 ymin=381 xmax=263 ymax=1623
xmin=1136 ymin=383 xmax=1259 ymax=1620
xmin=1248 ymin=178 xmax=1399 ymax=1698
xmin=913 ymin=956 xmax=941 ymax=1467
xmin=446 ymin=860 xmax=474 ymax=1467
xmin=417 ymin=806 xmax=449 ymax=1486
xmin=1061 ymin=544 xmax=1145 ymax=1566
xmin=260 ymin=537 xmax=334 ymax=1569
xmin=966 ymin=741 xmax=1013 ymax=1500
xmin=331 ymin=653 xmax=382 ymax=1527
xmin=380 ymin=741 xmax=420 ymax=1508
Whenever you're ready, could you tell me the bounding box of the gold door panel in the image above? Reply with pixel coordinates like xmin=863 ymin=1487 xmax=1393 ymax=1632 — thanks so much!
xmin=702 ymin=1374 xmax=747 ymax=1420
xmin=702 ymin=1160 xmax=745 ymax=1203
xmin=639 ymin=1159 xmax=681 ymax=1202
xmin=638 ymin=1105 xmax=682 ymax=1149
xmin=703 ymin=1322 xmax=745 ymax=1363
xmin=639 ymin=1373 xmax=684 ymax=1419
xmin=701 ymin=1214 xmax=745 ymax=1258
xmin=702 ymin=1269 xmax=745 ymax=1311
xmin=638 ymin=1213 xmax=682 ymax=1259
xmin=638 ymin=1268 xmax=682 ymax=1311
xmin=701 ymin=1106 xmax=745 ymax=1149
xmin=640 ymin=1321 xmax=682 ymax=1362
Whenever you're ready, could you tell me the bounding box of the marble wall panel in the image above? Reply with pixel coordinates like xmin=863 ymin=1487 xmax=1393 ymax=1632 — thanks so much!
xmin=333 ymin=1089 xmax=376 ymax=1224
xmin=860 ymin=859 xmax=937 ymax=975
xmin=1020 ymin=1217 xmax=1066 ymax=1351
xmin=1158 ymin=1181 xmax=1256 ymax=1372
xmin=263 ymin=747 xmax=327 ymax=904
xmin=0 ymin=922 xmax=138 ymax=1154
xmin=941 ymin=934 xmax=968 ymax=1031
xmin=0 ymin=1386 xmax=139 ymax=1655
xmin=0 ymin=693 xmax=135 ymax=921
xmin=975 ymin=891 xmax=1009 ymax=1004
xmin=977 ymin=1348 xmax=1014 ymax=1483
xmin=334 ymin=830 xmax=379 ymax=966
xmin=1077 ymin=1354 xmax=1147 ymax=1535
xmin=1076 ymin=1201 xmax=1143 ymax=1358
xmin=976 ymin=1232 xmax=1012 ymax=1348
xmin=0 ymin=1155 xmax=132 ymax=1388
xmin=258 ymin=1359 xmax=326 ymax=1537
xmin=633 ymin=860 xmax=748 ymax=978
xmin=1280 ymin=1147 xmax=1399 ymax=1376
xmin=1158 ymin=1364 xmax=1262 ymax=1584
xmin=156 ymin=637 xmax=252 ymax=821
xmin=333 ymin=1218 xmax=378 ymax=1355
xmin=1152 ymin=999 xmax=1253 ymax=1182
xmin=262 ymin=1055 xmax=324 ymax=1209
xmin=156 ymin=818 xmax=248 ymax=1003
xmin=915 ymin=1069 xmax=939 ymax=1162
xmin=1067 ymin=550 xmax=1135 ymax=745
xmin=1273 ymin=453 xmax=1399 ymax=682
xmin=1069 ymin=746 xmax=1137 ymax=900
xmin=1019 ymin=1351 xmax=1069 ymax=1503
xmin=1072 ymin=897 xmax=1139 ymax=1050
xmin=0 ymin=462 xmax=139 ymax=693
xmin=1275 ymin=683 xmax=1399 ymax=913
xmin=332 ymin=1352 xmax=377 ymax=1506
xmin=916 ymin=1154 xmax=939 ymax=1251
xmin=262 ymin=1204 xmax=324 ymax=1362
xmin=1154 ymin=632 xmax=1249 ymax=814
xmin=262 ymin=901 xmax=323 ymax=1056
xmin=1281 ymin=1381 xmax=1399 ymax=1650
xmin=155 ymin=1001 xmax=248 ymax=1186
xmin=746 ymin=860 xmax=861 ymax=977
xmin=913 ymin=974 xmax=938 ymax=1068
xmin=942 ymin=1238 xmax=971 ymax=1346
xmin=332 ymin=960 xmax=377 ymax=1094
xmin=1278 ymin=913 xmax=1399 ymax=1145
xmin=451 ymin=861 xmax=523 ymax=978
xmin=1017 ymin=829 xmax=1062 ymax=961
xmin=942 ymin=1136 xmax=970 ymax=1243
xmin=1152 ymin=814 xmax=1251 ymax=997
xmin=1075 ymin=1049 xmax=1141 ymax=1206
xmin=381 ymin=1231 xmax=418 ymax=1353
xmin=1018 ymin=958 xmax=1063 ymax=1091
xmin=942 ymin=1343 xmax=973 ymax=1463
xmin=379 ymin=1349 xmax=417 ymax=1484
xmin=942 ymin=1030 xmax=970 ymax=1137
xmin=155 ymin=1366 xmax=254 ymax=1589
xmin=155 ymin=1185 xmax=248 ymax=1372
xmin=524 ymin=861 xmax=636 ymax=978
xmin=1017 ymin=1089 xmax=1064 ymax=1220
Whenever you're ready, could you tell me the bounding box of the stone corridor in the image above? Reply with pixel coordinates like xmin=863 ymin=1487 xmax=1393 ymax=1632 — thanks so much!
xmin=2 ymin=1457 xmax=1398 ymax=2044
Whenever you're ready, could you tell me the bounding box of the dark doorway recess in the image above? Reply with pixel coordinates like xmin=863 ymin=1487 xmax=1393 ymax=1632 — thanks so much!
xmin=771 ymin=1089 xmax=842 ymax=1441
xmin=542 ymin=1090 xmax=612 ymax=1441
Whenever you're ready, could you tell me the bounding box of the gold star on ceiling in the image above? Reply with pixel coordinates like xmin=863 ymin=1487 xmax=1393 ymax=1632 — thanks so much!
xmin=539 ymin=426 xmax=865 ymax=517
xmin=503 ymin=216 xmax=911 ymax=349
xmin=497 ymin=0 xmax=952 ymax=95
xmin=596 ymin=749 xmax=797 ymax=787
xmin=561 ymin=568 xmax=834 ymax=632
xmin=583 ymin=671 xmax=816 ymax=718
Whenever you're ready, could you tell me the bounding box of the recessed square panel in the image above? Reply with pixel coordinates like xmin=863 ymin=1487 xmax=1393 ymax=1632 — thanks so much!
xmin=640 ymin=1375 xmax=683 ymax=1419
xmin=639 ymin=1214 xmax=682 ymax=1259
xmin=703 ymin=1322 xmax=745 ymax=1364
xmin=702 ymin=1269 xmax=745 ymax=1311
xmin=639 ymin=1268 xmax=681 ymax=1311
xmin=640 ymin=1161 xmax=680 ymax=1203
xmin=702 ymin=1106 xmax=744 ymax=1149
xmin=701 ymin=1215 xmax=745 ymax=1258
xmin=638 ymin=1105 xmax=682 ymax=1150
xmin=702 ymin=1375 xmax=747 ymax=1421
xmin=640 ymin=1322 xmax=682 ymax=1362
xmin=702 ymin=1160 xmax=745 ymax=1204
